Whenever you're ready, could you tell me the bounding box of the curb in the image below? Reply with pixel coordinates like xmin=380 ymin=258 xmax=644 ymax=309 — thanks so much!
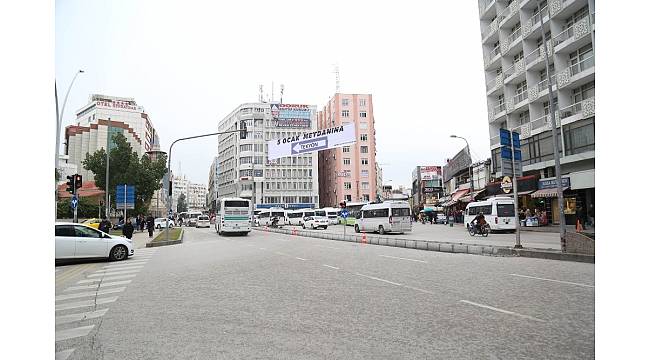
xmin=146 ymin=229 xmax=184 ymax=248
xmin=253 ymin=227 xmax=594 ymax=263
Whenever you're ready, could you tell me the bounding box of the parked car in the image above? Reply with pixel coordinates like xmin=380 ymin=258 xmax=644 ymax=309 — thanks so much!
xmin=154 ymin=218 xmax=175 ymax=229
xmin=55 ymin=222 xmax=133 ymax=261
xmin=196 ymin=215 xmax=210 ymax=228
xmin=302 ymin=216 xmax=329 ymax=230
xmin=81 ymin=218 xmax=102 ymax=229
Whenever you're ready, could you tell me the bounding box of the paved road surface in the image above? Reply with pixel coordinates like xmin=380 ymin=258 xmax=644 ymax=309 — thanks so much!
xmin=55 ymin=226 xmax=594 ymax=359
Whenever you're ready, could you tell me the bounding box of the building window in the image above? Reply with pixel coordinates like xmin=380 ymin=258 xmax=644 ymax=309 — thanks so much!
xmin=342 ymin=110 xmax=350 ymax=117
xmin=342 ymin=98 xmax=349 ymax=106
xmin=361 ymin=158 xmax=368 ymax=165
xmin=344 ymin=182 xmax=352 ymax=190
xmin=361 ymin=170 xmax=369 ymax=177
xmin=359 ymin=111 xmax=367 ymax=118
xmin=360 ymin=122 xmax=368 ymax=130
xmin=345 ymin=195 xmax=352 ymax=202
xmin=521 ymin=131 xmax=562 ymax=166
xmin=359 ymin=99 xmax=366 ymax=106
xmin=563 ymin=118 xmax=594 ymax=155
xmin=342 ymin=146 xmax=350 ymax=153
xmin=360 ymin=134 xmax=368 ymax=141
xmin=360 ymin=146 xmax=368 ymax=154
xmin=343 ymin=158 xmax=351 ymax=165
xmin=361 ymin=182 xmax=369 ymax=190
xmin=518 ymin=111 xmax=530 ymax=125
xmin=362 ymin=194 xmax=370 ymax=201
xmin=571 ymin=81 xmax=595 ymax=104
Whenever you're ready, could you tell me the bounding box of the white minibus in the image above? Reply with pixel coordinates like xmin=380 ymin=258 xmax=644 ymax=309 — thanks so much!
xmin=464 ymin=197 xmax=516 ymax=232
xmin=321 ymin=207 xmax=340 ymax=225
xmin=216 ymin=198 xmax=252 ymax=235
xmin=258 ymin=207 xmax=287 ymax=227
xmin=355 ymin=201 xmax=412 ymax=235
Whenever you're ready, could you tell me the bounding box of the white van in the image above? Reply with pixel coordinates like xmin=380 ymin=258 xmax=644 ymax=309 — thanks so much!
xmin=464 ymin=197 xmax=516 ymax=231
xmin=355 ymin=201 xmax=412 ymax=235
xmin=321 ymin=207 xmax=340 ymax=225
xmin=258 ymin=208 xmax=287 ymax=227
xmin=287 ymin=209 xmax=308 ymax=226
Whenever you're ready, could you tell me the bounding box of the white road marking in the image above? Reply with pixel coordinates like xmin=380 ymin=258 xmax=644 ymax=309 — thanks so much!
xmin=274 ymin=251 xmax=290 ymax=256
xmin=94 ymin=265 xmax=144 ymax=272
xmin=459 ymin=300 xmax=546 ymax=322
xmin=87 ymin=269 xmax=141 ymax=277
xmin=103 ymin=261 xmax=148 ymax=268
xmin=314 ymin=245 xmax=341 ymax=250
xmin=259 ymin=247 xmax=267 ymax=250
xmin=55 ymin=349 xmax=75 ymax=360
xmin=65 ymin=280 xmax=132 ymax=292
xmin=55 ymin=309 xmax=109 ymax=325
xmin=379 ymin=254 xmax=428 ymax=263
xmin=55 ymin=296 xmax=119 ymax=311
xmin=509 ymin=274 xmax=595 ymax=288
xmin=55 ymin=325 xmax=95 ymax=342
xmin=77 ymin=274 xmax=136 ymax=284
xmin=322 ymin=264 xmax=340 ymax=270
xmin=56 ymin=287 xmax=126 ymax=301
xmin=355 ymin=273 xmax=403 ymax=286
xmin=295 ymin=257 xmax=308 ymax=261
xmin=403 ymin=285 xmax=436 ymax=295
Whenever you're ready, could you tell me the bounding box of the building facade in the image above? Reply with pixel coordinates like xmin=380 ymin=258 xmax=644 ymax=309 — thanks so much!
xmin=208 ymin=157 xmax=219 ymax=212
xmin=317 ymin=94 xmax=377 ymax=207
xmin=65 ymin=94 xmax=159 ymax=181
xmin=411 ymin=166 xmax=443 ymax=211
xmin=171 ymin=174 xmax=189 ymax=212
xmin=479 ymin=0 xmax=595 ymax=225
xmin=217 ymin=103 xmax=319 ymax=209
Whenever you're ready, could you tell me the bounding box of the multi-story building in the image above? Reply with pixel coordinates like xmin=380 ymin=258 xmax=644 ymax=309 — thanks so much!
xmin=411 ymin=166 xmax=444 ymax=211
xmin=318 ymin=94 xmax=377 ymax=207
xmin=207 ymin=157 xmax=219 ymax=212
xmin=171 ymin=174 xmax=189 ymax=212
xmin=478 ymin=0 xmax=595 ymax=225
xmin=375 ymin=163 xmax=383 ymax=201
xmin=217 ymin=103 xmax=319 ymax=209
xmin=65 ymin=94 xmax=159 ymax=181
xmin=187 ymin=182 xmax=207 ymax=212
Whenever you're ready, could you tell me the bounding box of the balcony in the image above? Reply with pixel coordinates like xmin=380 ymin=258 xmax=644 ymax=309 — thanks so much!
xmin=479 ymin=0 xmax=496 ymax=18
xmin=481 ymin=15 xmax=504 ymax=43
xmin=522 ymin=6 xmax=549 ymax=39
xmin=525 ymin=42 xmax=553 ymax=71
xmin=553 ymin=16 xmax=592 ymax=53
xmin=490 ymin=135 xmax=501 ymax=148
xmin=488 ymin=103 xmax=507 ymax=122
xmin=528 ymin=74 xmax=556 ymax=102
xmin=500 ymin=0 xmax=521 ymax=28
xmin=507 ymin=90 xmax=529 ymax=113
xmin=504 ymin=59 xmax=526 ymax=84
xmin=549 ymin=0 xmax=584 ymax=19
xmin=484 ymin=45 xmax=502 ymax=69
xmin=559 ymin=97 xmax=595 ymax=120
xmin=486 ymin=72 xmax=504 ymax=95
xmin=556 ymin=55 xmax=594 ymax=88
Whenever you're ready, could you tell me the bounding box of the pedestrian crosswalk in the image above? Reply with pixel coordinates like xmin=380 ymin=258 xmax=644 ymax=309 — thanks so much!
xmin=55 ymin=248 xmax=158 ymax=359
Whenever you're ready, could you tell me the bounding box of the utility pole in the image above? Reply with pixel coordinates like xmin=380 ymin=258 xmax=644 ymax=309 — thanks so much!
xmin=105 ymin=117 xmax=111 ymax=219
xmin=539 ymin=0 xmax=567 ymax=252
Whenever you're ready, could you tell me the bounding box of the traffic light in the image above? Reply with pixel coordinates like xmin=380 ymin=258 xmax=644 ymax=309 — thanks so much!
xmin=66 ymin=175 xmax=75 ymax=194
xmin=74 ymin=174 xmax=83 ymax=190
xmin=239 ymin=120 xmax=247 ymax=139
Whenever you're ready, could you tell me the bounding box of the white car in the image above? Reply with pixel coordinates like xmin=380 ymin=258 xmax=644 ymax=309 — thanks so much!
xmin=302 ymin=216 xmax=329 ymax=230
xmin=154 ymin=218 xmax=175 ymax=229
xmin=196 ymin=215 xmax=210 ymax=228
xmin=55 ymin=222 xmax=134 ymax=261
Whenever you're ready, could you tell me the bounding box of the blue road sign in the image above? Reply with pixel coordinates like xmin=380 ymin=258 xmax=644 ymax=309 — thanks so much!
xmin=70 ymin=195 xmax=78 ymax=209
xmin=501 ymin=147 xmax=512 ymax=160
xmin=116 ymin=184 xmax=136 ymax=209
xmin=341 ymin=209 xmax=349 ymax=219
xmin=499 ymin=128 xmax=511 ymax=146
xmin=291 ymin=137 xmax=329 ymax=155
xmin=514 ymin=149 xmax=522 ymax=161
xmin=512 ymin=131 xmax=521 ymax=149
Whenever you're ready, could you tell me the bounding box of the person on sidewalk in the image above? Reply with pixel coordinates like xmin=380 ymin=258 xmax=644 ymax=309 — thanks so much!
xmin=135 ymin=216 xmax=141 ymax=233
xmin=99 ymin=217 xmax=111 ymax=234
xmin=122 ymin=217 xmax=135 ymax=240
xmin=146 ymin=214 xmax=155 ymax=238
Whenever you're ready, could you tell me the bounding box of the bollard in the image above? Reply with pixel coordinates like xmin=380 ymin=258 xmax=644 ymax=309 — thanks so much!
xmin=361 ymin=233 xmax=367 ymax=244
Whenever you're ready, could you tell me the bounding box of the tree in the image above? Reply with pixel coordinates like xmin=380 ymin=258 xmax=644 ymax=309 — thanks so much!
xmin=57 ymin=197 xmax=101 ymax=219
xmin=177 ymin=193 xmax=188 ymax=213
xmin=82 ymin=132 xmax=167 ymax=216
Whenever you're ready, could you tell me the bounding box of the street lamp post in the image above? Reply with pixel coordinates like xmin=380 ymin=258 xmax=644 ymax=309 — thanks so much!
xmin=450 ymin=135 xmax=473 ymax=192
xmin=55 ymin=70 xmax=84 ymax=220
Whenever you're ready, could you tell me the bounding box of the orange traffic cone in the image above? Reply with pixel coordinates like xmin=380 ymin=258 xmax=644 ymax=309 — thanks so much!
xmin=576 ymin=219 xmax=583 ymax=233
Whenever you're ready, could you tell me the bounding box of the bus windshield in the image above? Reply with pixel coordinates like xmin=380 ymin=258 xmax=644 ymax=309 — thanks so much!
xmin=225 ymin=200 xmax=250 ymax=208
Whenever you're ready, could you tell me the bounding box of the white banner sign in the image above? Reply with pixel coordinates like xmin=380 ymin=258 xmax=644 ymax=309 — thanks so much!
xmin=268 ymin=123 xmax=356 ymax=160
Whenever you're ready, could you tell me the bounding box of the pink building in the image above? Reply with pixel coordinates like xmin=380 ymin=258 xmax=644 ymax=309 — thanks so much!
xmin=318 ymin=94 xmax=377 ymax=207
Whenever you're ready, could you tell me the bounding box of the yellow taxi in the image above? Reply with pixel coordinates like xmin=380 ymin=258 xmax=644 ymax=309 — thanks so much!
xmin=81 ymin=218 xmax=102 ymax=229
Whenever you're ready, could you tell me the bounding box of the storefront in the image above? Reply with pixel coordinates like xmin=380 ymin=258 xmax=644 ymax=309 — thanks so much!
xmin=530 ymin=177 xmax=575 ymax=225
xmin=482 ymin=175 xmax=539 ymax=203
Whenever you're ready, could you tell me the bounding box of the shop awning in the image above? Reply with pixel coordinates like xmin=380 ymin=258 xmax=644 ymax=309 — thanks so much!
xmin=530 ymin=187 xmax=569 ymax=198
xmin=451 ymin=188 xmax=470 ymax=202
xmin=441 ymin=200 xmax=457 ymax=207
xmin=517 ymin=190 xmax=535 ymax=195
xmin=459 ymin=189 xmax=486 ymax=203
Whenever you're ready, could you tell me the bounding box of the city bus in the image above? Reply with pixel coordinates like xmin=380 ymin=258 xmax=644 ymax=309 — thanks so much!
xmin=339 ymin=201 xmax=369 ymax=226
xmin=215 ymin=198 xmax=252 ymax=235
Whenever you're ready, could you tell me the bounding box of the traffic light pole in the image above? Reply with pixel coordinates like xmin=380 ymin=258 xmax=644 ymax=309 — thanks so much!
xmin=73 ymin=176 xmax=78 ymax=224
xmin=165 ymin=127 xmax=247 ymax=242
xmin=510 ymin=129 xmax=522 ymax=249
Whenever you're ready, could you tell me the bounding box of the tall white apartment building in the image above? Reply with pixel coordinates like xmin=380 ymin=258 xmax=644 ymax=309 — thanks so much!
xmin=187 ymin=182 xmax=207 ymax=212
xmin=65 ymin=94 xmax=159 ymax=181
xmin=171 ymin=174 xmax=189 ymax=212
xmin=479 ymin=0 xmax=594 ymax=225
xmin=217 ymin=103 xmax=319 ymax=210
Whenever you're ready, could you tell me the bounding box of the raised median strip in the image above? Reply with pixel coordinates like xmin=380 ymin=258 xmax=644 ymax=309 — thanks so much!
xmin=146 ymin=228 xmax=184 ymax=247
xmin=253 ymin=227 xmax=594 ymax=263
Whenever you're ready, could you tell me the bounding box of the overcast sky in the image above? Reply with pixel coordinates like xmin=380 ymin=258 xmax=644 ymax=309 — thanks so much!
xmin=56 ymin=0 xmax=490 ymax=189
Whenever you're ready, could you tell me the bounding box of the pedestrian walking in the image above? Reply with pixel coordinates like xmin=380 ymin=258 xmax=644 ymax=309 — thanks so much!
xmin=99 ymin=217 xmax=111 ymax=234
xmin=146 ymin=214 xmax=155 ymax=238
xmin=140 ymin=215 xmax=145 ymax=232
xmin=135 ymin=216 xmax=141 ymax=232
xmin=122 ymin=217 xmax=135 ymax=240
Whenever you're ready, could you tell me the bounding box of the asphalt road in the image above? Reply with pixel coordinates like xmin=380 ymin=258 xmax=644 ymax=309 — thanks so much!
xmin=55 ymin=226 xmax=594 ymax=359
xmin=281 ymin=221 xmax=565 ymax=250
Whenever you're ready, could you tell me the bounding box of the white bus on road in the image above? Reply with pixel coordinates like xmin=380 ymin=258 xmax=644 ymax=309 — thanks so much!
xmin=464 ymin=197 xmax=516 ymax=232
xmin=215 ymin=198 xmax=252 ymax=235
xmin=355 ymin=201 xmax=412 ymax=235
xmin=320 ymin=207 xmax=340 ymax=225
xmin=287 ymin=209 xmax=314 ymax=226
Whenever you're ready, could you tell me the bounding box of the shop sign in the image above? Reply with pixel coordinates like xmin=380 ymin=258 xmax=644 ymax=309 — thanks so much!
xmin=501 ymin=176 xmax=513 ymax=193
xmin=538 ymin=177 xmax=570 ymax=189
xmin=443 ymin=147 xmax=472 ymax=183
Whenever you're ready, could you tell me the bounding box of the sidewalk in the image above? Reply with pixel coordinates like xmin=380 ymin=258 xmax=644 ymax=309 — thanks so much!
xmin=520 ymin=224 xmax=595 ymax=237
xmin=130 ymin=229 xmax=155 ymax=249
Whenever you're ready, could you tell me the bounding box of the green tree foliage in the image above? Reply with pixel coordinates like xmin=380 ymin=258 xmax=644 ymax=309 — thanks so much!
xmin=82 ymin=132 xmax=167 ymax=215
xmin=177 ymin=193 xmax=188 ymax=213
xmin=57 ymin=197 xmax=101 ymax=219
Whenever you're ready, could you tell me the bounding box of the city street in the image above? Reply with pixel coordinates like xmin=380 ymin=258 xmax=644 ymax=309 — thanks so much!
xmin=282 ymin=221 xmax=565 ymax=250
xmin=55 ymin=226 xmax=594 ymax=359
